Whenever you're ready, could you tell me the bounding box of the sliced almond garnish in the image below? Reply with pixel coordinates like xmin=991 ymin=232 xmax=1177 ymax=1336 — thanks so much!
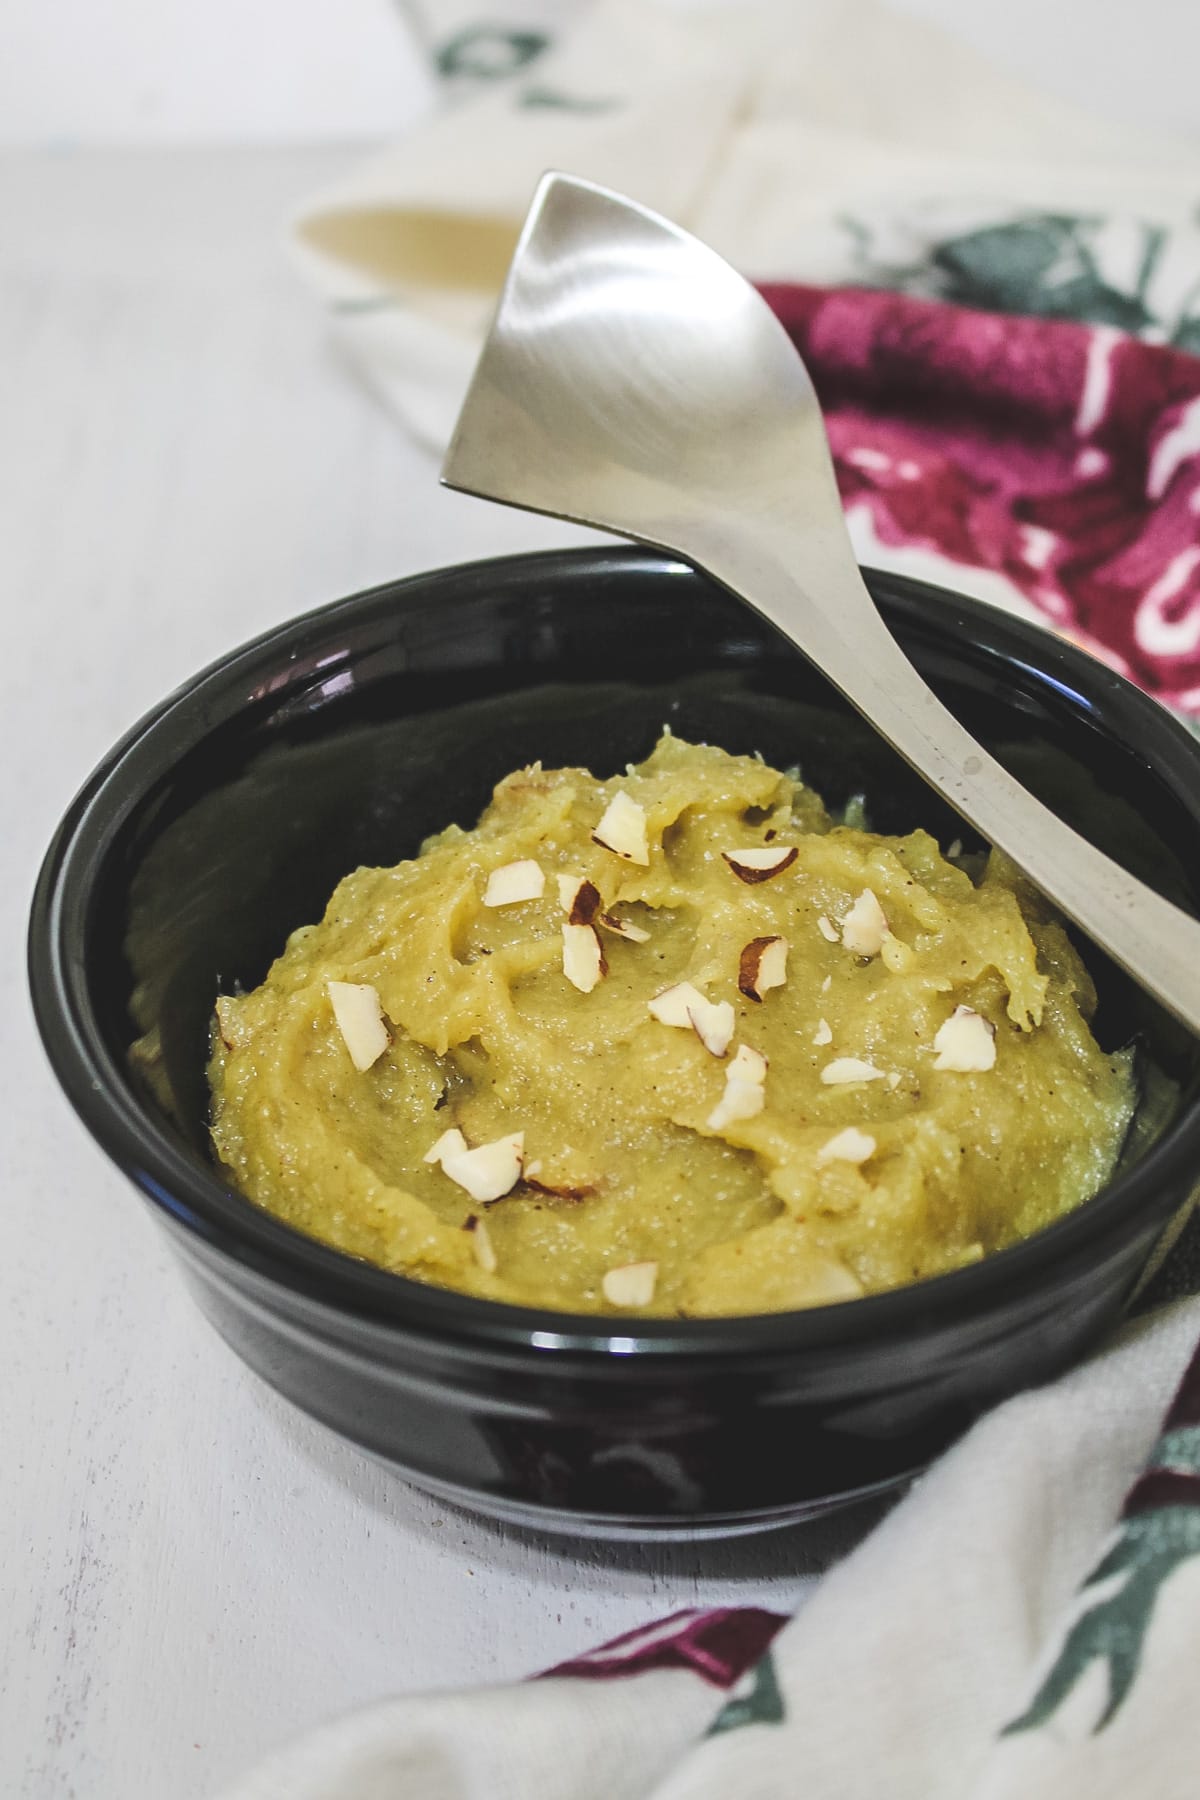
xmin=685 ymin=998 xmax=735 ymax=1058
xmin=932 ymin=1006 xmax=997 ymax=1072
xmin=647 ymin=981 xmax=704 ymax=1029
xmin=559 ymin=876 xmax=600 ymax=925
xmin=562 ymin=921 xmax=607 ymax=993
xmin=327 ymin=980 xmax=392 ymax=1072
xmin=738 ymin=935 xmax=789 ymax=1001
xmin=425 ymin=1126 xmax=468 ymax=1166
xmin=816 ymin=1126 xmax=877 ymax=1166
xmin=647 ymin=981 xmax=734 ymax=1058
xmin=820 ymin=1056 xmax=886 ymax=1086
xmin=821 ymin=974 xmax=832 ymax=992
xmin=817 ymin=914 xmax=840 ymax=943
xmin=464 ymin=1214 xmax=498 ymax=1273
xmin=841 ymin=887 xmax=888 ymax=957
xmin=601 ymin=1261 xmax=658 ymax=1308
xmin=593 ymin=792 xmax=650 ymax=865
xmin=812 ymin=1017 xmax=833 ymax=1046
xmin=482 ymin=858 xmax=545 ymax=907
xmin=707 ymin=1042 xmax=768 ymax=1129
xmin=597 ymin=910 xmax=651 ymax=944
xmin=440 ymin=1131 xmax=525 ymax=1204
xmin=722 ymin=846 xmax=798 ymax=883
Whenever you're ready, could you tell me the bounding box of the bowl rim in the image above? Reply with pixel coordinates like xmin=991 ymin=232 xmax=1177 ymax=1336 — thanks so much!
xmin=28 ymin=545 xmax=1200 ymax=1364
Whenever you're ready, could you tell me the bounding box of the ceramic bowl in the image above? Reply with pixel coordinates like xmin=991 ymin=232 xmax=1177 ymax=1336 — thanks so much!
xmin=28 ymin=548 xmax=1200 ymax=1537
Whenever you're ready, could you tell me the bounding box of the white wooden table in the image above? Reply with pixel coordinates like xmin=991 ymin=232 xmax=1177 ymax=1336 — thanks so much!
xmin=0 ymin=150 xmax=881 ymax=1799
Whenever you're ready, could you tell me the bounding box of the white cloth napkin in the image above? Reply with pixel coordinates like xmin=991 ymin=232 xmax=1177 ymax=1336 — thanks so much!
xmin=219 ymin=1295 xmax=1200 ymax=1800
xmin=215 ymin=8 xmax=1200 ymax=1795
xmin=292 ymin=0 xmax=1200 ymax=456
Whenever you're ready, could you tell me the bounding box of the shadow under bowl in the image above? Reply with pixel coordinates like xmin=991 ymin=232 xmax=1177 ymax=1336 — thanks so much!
xmin=28 ymin=548 xmax=1200 ymax=1537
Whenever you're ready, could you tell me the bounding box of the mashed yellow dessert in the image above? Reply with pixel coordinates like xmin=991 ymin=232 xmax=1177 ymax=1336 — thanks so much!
xmin=208 ymin=733 xmax=1135 ymax=1316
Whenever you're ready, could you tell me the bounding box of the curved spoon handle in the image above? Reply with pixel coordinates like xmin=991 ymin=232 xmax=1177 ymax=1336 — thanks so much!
xmin=698 ymin=545 xmax=1200 ymax=1036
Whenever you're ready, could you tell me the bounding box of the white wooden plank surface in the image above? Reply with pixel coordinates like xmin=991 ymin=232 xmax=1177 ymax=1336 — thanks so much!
xmin=0 ymin=150 xmax=883 ymax=1800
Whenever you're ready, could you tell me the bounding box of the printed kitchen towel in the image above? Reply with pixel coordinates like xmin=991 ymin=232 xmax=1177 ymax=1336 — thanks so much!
xmin=292 ymin=0 xmax=1200 ymax=714
xmin=219 ymin=5 xmax=1200 ymax=1795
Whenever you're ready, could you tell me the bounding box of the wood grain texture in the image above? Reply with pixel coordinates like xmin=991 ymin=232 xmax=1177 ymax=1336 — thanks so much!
xmin=0 ymin=149 xmax=877 ymax=1800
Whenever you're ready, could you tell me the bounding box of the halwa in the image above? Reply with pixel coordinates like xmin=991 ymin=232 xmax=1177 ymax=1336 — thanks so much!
xmin=207 ymin=733 xmax=1135 ymax=1315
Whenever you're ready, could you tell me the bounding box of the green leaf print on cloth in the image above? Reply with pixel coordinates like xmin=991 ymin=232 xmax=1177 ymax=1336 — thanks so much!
xmin=841 ymin=209 xmax=1200 ymax=350
xmin=434 ymin=24 xmax=550 ymax=81
xmin=1005 ymin=1424 xmax=1200 ymax=1734
xmin=705 ymin=1650 xmax=786 ymax=1738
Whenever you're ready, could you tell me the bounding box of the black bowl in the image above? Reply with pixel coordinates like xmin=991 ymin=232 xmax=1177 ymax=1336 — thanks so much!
xmin=29 ymin=548 xmax=1200 ymax=1538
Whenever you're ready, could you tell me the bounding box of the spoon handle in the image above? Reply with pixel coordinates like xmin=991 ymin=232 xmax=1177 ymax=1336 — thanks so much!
xmin=699 ymin=546 xmax=1200 ymax=1036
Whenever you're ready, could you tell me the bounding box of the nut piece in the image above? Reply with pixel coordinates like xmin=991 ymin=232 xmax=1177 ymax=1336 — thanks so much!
xmin=601 ymin=1261 xmax=658 ymax=1308
xmin=440 ymin=1131 xmax=525 ymax=1204
xmin=562 ymin=921 xmax=607 ymax=993
xmin=932 ymin=1005 xmax=997 ymax=1072
xmin=817 ymin=914 xmax=840 ymax=943
xmin=559 ymin=876 xmax=601 ymax=924
xmin=424 ymin=1126 xmax=468 ymax=1166
xmin=820 ymin=1056 xmax=886 ymax=1086
xmin=707 ymin=1043 xmax=768 ymax=1130
xmin=647 ymin=982 xmax=733 ymax=1056
xmin=816 ymin=1127 xmax=877 ymax=1166
xmin=483 ymin=859 xmax=545 ymax=907
xmin=593 ymin=792 xmax=650 ymax=865
xmin=557 ymin=873 xmax=585 ymax=912
xmin=470 ymin=1215 xmax=498 ymax=1273
xmin=738 ymin=935 xmax=789 ymax=1001
xmin=841 ymin=888 xmax=888 ymax=957
xmin=597 ymin=910 xmax=651 ymax=944
xmin=327 ymin=980 xmax=392 ymax=1072
xmin=812 ymin=1017 xmax=833 ymax=1046
xmin=722 ymin=846 xmax=799 ymax=884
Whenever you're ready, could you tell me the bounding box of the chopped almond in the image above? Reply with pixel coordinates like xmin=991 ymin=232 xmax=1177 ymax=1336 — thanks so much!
xmin=425 ymin=1126 xmax=468 ymax=1166
xmin=820 ymin=1056 xmax=886 ymax=1086
xmin=327 ymin=980 xmax=391 ymax=1072
xmin=440 ymin=1131 xmax=525 ymax=1204
xmin=469 ymin=1215 xmax=498 ymax=1273
xmin=816 ymin=1127 xmax=877 ymax=1165
xmin=560 ymin=877 xmax=600 ymax=925
xmin=817 ymin=914 xmax=840 ymax=943
xmin=602 ymin=1261 xmax=658 ymax=1308
xmin=686 ymin=997 xmax=735 ymax=1057
xmin=483 ymin=859 xmax=545 ymax=907
xmin=593 ymin=792 xmax=650 ymax=865
xmin=597 ymin=910 xmax=651 ymax=944
xmin=647 ymin=981 xmax=704 ymax=1029
xmin=557 ymin=873 xmax=582 ymax=912
xmin=562 ymin=921 xmax=607 ymax=993
xmin=739 ymin=935 xmax=789 ymax=1001
xmin=648 ymin=981 xmax=733 ymax=1056
xmin=812 ymin=1017 xmax=833 ymax=1046
xmin=722 ymin=846 xmax=798 ymax=883
xmin=841 ymin=888 xmax=888 ymax=957
xmin=932 ymin=1006 xmax=997 ymax=1072
xmin=707 ymin=1042 xmax=768 ymax=1130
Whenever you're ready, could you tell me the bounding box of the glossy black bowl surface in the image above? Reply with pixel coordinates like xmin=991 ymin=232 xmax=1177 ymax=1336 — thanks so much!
xmin=29 ymin=549 xmax=1200 ymax=1536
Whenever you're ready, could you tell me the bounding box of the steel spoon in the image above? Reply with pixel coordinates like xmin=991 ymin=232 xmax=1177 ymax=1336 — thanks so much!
xmin=442 ymin=171 xmax=1200 ymax=1035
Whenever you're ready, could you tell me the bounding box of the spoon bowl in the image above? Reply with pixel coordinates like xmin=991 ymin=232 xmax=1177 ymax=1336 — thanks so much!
xmin=443 ymin=171 xmax=1200 ymax=1035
